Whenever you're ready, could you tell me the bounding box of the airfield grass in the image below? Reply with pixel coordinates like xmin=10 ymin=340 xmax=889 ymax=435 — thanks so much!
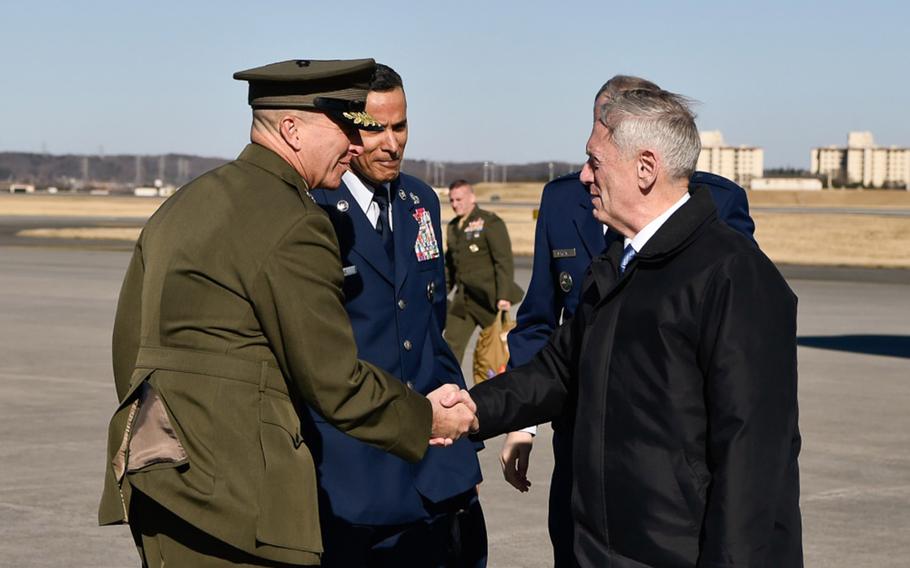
xmin=17 ymin=227 xmax=144 ymax=241
xmin=3 ymin=187 xmax=910 ymax=268
xmin=0 ymin=194 xmax=162 ymax=218
xmin=470 ymin=182 xmax=910 ymax=208
xmin=439 ymin=208 xmax=910 ymax=268
xmin=750 ymin=212 xmax=910 ymax=268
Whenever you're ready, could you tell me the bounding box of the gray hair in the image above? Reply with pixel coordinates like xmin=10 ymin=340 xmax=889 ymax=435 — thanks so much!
xmin=599 ymin=88 xmax=701 ymax=181
xmin=595 ymin=75 xmax=661 ymax=102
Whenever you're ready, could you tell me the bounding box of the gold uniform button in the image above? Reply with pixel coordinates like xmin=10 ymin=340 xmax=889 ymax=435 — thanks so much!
xmin=403 ymin=340 xmax=412 ymax=351
xmin=398 ymin=299 xmax=407 ymax=310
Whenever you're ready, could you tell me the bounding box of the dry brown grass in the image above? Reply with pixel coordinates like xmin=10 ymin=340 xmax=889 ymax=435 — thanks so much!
xmin=7 ymin=193 xmax=910 ymax=268
xmin=464 ymin=183 xmax=910 ymax=209
xmin=471 ymin=182 xmax=546 ymax=203
xmin=18 ymin=227 xmax=142 ymax=241
xmin=0 ymin=194 xmax=163 ymax=217
xmin=441 ymin=206 xmax=910 ymax=268
xmin=746 ymin=189 xmax=910 ymax=208
xmin=753 ymin=213 xmax=910 ymax=268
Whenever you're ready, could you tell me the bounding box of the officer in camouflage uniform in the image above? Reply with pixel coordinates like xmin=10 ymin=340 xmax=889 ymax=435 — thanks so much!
xmin=444 ymin=180 xmax=524 ymax=366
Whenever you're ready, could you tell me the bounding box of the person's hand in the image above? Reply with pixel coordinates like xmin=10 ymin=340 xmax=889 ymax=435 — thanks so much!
xmin=440 ymin=386 xmax=480 ymax=433
xmin=497 ymin=299 xmax=512 ymax=311
xmin=427 ymin=384 xmax=477 ymax=447
xmin=500 ymin=431 xmax=534 ymax=492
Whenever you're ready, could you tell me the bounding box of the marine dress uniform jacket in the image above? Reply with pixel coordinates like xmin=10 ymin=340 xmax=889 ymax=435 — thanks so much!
xmin=99 ymin=144 xmax=432 ymax=565
xmin=446 ymin=206 xmax=524 ymax=328
xmin=472 ymin=186 xmax=802 ymax=567
xmin=309 ymin=174 xmax=482 ymax=526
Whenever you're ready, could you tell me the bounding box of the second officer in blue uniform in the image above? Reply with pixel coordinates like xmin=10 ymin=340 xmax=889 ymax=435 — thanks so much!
xmin=309 ymin=64 xmax=486 ymax=567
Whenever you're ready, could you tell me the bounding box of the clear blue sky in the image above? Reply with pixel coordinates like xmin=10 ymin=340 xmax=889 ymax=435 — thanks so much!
xmin=2 ymin=0 xmax=908 ymax=168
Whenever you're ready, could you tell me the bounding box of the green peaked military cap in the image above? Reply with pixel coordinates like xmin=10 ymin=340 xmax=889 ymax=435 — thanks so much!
xmin=233 ymin=58 xmax=383 ymax=131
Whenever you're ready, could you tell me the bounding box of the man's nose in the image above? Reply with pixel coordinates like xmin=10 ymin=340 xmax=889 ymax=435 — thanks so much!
xmin=580 ymin=162 xmax=594 ymax=185
xmin=381 ymin=130 xmax=400 ymax=155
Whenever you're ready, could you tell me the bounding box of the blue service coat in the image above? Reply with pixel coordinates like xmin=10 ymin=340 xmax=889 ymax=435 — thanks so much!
xmin=308 ymin=173 xmax=482 ymax=525
xmin=508 ymin=171 xmax=755 ymax=367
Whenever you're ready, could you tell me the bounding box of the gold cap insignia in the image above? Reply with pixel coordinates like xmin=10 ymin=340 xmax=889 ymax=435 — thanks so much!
xmin=342 ymin=111 xmax=382 ymax=129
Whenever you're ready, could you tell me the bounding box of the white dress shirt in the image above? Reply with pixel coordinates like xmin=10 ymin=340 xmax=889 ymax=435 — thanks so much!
xmin=624 ymin=192 xmax=690 ymax=253
xmin=520 ymin=194 xmax=690 ymax=439
xmin=342 ymin=170 xmax=393 ymax=231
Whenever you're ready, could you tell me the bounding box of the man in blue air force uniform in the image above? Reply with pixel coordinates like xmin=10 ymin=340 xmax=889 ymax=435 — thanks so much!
xmin=309 ymin=64 xmax=486 ymax=567
xmin=502 ymin=76 xmax=756 ymax=567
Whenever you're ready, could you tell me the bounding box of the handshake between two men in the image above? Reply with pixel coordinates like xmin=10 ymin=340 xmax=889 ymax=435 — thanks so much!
xmin=427 ymin=384 xmax=479 ymax=447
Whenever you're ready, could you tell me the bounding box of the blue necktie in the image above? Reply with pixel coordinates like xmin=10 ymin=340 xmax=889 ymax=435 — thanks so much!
xmin=619 ymin=244 xmax=636 ymax=274
xmin=372 ymin=188 xmax=394 ymax=258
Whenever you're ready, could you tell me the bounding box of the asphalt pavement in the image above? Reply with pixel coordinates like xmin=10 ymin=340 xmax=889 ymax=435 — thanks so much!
xmin=0 ymin=245 xmax=908 ymax=567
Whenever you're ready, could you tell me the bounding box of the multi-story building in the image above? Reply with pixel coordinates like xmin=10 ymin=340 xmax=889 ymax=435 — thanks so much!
xmin=696 ymin=131 xmax=763 ymax=187
xmin=811 ymin=131 xmax=910 ymax=188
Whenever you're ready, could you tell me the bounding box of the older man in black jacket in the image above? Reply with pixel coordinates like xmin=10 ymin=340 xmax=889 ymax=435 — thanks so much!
xmin=461 ymin=87 xmax=803 ymax=567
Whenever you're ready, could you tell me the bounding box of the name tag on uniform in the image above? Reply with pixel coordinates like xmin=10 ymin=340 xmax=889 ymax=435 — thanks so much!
xmin=342 ymin=265 xmax=358 ymax=277
xmin=551 ymin=248 xmax=576 ymax=259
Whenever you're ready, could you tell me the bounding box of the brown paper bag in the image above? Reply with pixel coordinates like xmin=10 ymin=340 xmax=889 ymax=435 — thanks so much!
xmin=472 ymin=310 xmax=516 ymax=385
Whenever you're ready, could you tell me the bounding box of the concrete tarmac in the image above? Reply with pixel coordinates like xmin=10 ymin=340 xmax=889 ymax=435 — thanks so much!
xmin=1 ymin=246 xmax=908 ymax=567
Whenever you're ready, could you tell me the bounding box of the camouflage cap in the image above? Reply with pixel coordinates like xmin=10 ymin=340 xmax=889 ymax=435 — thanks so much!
xmin=233 ymin=59 xmax=383 ymax=131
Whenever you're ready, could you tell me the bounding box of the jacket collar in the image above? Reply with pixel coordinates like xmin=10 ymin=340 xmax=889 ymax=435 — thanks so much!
xmin=312 ymin=178 xmax=395 ymax=284
xmin=635 ymin=184 xmax=717 ymax=263
xmin=236 ymin=143 xmax=311 ymax=203
xmin=457 ymin=205 xmax=483 ymax=227
xmin=587 ymin=185 xmax=716 ymax=306
xmin=589 ymin=240 xmax=622 ymax=301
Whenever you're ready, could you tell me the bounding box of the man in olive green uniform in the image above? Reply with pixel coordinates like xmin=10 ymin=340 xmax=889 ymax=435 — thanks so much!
xmin=444 ymin=180 xmax=524 ymax=365
xmin=98 ymin=59 xmax=476 ymax=567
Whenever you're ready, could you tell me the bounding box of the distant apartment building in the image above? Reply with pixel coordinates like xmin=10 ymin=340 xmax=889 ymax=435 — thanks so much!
xmin=696 ymin=131 xmax=763 ymax=187
xmin=811 ymin=131 xmax=910 ymax=188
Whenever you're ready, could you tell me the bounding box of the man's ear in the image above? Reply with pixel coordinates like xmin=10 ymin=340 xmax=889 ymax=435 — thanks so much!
xmin=279 ymin=115 xmax=303 ymax=152
xmin=637 ymin=149 xmax=658 ymax=190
